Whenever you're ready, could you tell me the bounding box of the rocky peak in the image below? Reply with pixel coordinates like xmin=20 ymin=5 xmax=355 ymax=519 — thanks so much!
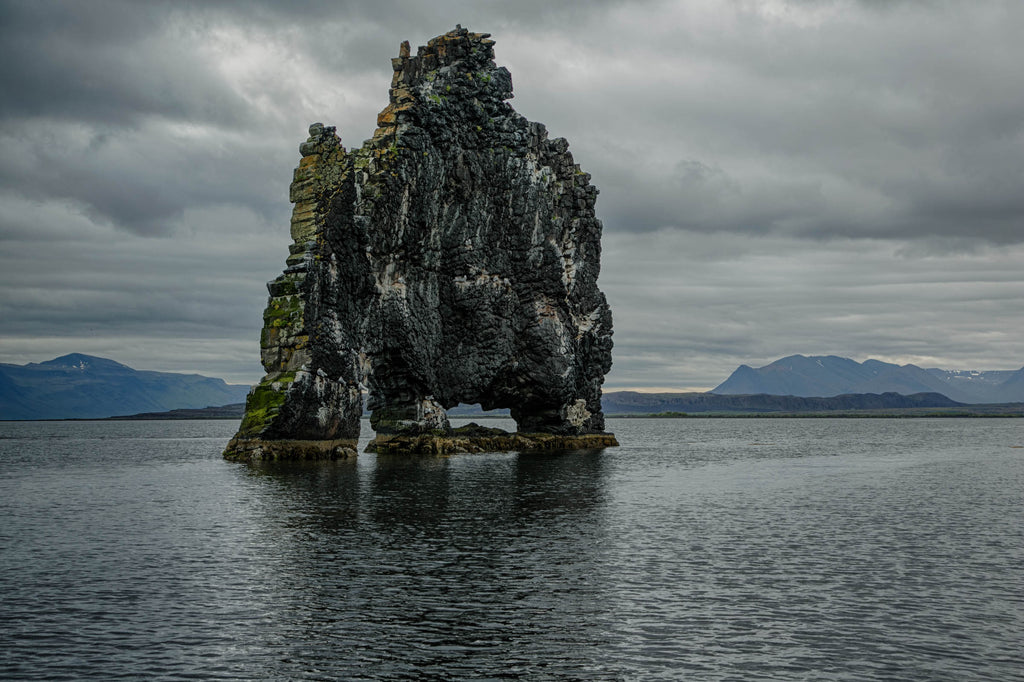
xmin=225 ymin=27 xmax=616 ymax=461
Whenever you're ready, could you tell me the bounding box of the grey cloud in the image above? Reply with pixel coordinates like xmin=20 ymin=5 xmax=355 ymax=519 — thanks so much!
xmin=601 ymin=229 xmax=1024 ymax=389
xmin=0 ymin=0 xmax=655 ymax=237
xmin=2 ymin=0 xmax=1023 ymax=388
xmin=6 ymin=0 xmax=1022 ymax=243
xmin=0 ymin=2 xmax=251 ymax=128
xmin=0 ymin=1 xmax=295 ymax=235
xmin=503 ymin=0 xmax=1024 ymax=245
xmin=0 ymin=198 xmax=281 ymax=382
xmin=0 ymin=123 xmax=291 ymax=235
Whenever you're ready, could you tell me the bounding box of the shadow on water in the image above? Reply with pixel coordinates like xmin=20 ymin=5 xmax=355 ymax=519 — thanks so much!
xmin=234 ymin=449 xmax=622 ymax=678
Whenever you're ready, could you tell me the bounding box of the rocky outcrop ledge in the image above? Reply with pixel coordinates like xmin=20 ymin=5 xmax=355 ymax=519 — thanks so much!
xmin=367 ymin=424 xmax=619 ymax=456
xmin=225 ymin=26 xmax=616 ymax=461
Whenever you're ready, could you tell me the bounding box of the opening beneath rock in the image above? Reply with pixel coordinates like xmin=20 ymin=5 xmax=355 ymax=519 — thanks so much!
xmin=447 ymin=403 xmax=514 ymax=431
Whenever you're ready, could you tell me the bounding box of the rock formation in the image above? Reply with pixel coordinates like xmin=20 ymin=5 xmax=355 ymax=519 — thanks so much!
xmin=224 ymin=26 xmax=616 ymax=461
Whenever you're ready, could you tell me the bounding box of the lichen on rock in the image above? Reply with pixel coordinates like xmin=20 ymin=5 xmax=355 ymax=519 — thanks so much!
xmin=224 ymin=26 xmax=616 ymax=461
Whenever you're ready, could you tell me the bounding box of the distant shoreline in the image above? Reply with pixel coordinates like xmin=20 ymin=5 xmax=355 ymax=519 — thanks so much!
xmin=5 ymin=395 xmax=1024 ymax=422
xmin=611 ymin=411 xmax=1024 ymax=418
xmin=6 ymin=411 xmax=1023 ymax=422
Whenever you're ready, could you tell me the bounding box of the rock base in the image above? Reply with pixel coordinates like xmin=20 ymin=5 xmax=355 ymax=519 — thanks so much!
xmin=223 ymin=437 xmax=359 ymax=463
xmin=366 ymin=424 xmax=619 ymax=455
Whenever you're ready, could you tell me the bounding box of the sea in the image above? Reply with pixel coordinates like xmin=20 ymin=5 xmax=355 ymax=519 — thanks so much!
xmin=1 ymin=417 xmax=1022 ymax=681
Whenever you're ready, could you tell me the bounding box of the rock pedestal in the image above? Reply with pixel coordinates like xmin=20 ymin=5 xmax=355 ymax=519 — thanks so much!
xmin=225 ymin=26 xmax=616 ymax=461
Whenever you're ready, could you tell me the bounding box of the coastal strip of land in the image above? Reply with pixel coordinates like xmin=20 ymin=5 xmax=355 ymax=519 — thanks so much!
xmin=106 ymin=393 xmax=1024 ymax=420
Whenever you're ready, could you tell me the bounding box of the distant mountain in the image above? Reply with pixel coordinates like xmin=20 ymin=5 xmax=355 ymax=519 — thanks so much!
xmin=0 ymin=354 xmax=251 ymax=420
xmin=712 ymin=355 xmax=1024 ymax=404
xmin=601 ymin=390 xmax=962 ymax=414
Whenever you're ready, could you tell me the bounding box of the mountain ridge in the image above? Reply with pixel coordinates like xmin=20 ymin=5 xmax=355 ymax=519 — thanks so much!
xmin=713 ymin=355 xmax=1024 ymax=403
xmin=8 ymin=352 xmax=1024 ymax=420
xmin=601 ymin=390 xmax=963 ymax=414
xmin=0 ymin=354 xmax=251 ymax=420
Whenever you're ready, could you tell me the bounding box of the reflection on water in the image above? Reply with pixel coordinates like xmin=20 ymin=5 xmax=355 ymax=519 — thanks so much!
xmin=239 ymin=448 xmax=616 ymax=679
xmin=1 ymin=418 xmax=1023 ymax=680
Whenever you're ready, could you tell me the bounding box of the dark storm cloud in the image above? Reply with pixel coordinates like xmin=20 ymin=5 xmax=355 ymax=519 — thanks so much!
xmin=499 ymin=0 xmax=1024 ymax=245
xmin=0 ymin=1 xmax=250 ymax=127
xmin=4 ymin=0 xmax=1022 ymax=242
xmin=0 ymin=0 xmax=289 ymax=235
xmin=0 ymin=0 xmax=659 ymax=237
xmin=0 ymin=123 xmax=289 ymax=235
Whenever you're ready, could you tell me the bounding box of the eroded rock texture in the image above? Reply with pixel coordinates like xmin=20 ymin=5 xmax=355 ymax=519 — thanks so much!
xmin=224 ymin=26 xmax=616 ymax=460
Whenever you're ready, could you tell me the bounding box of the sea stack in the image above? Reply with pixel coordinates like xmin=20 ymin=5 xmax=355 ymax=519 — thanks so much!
xmin=224 ymin=26 xmax=616 ymax=460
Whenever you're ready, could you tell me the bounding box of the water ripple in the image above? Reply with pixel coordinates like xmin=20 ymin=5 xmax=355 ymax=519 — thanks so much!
xmin=1 ymin=418 xmax=1023 ymax=679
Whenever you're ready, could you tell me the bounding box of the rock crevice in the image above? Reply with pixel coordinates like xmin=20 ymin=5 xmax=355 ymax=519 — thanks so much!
xmin=225 ymin=26 xmax=616 ymax=461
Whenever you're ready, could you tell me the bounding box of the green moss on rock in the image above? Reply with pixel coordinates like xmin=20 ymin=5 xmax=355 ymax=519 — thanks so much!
xmin=263 ymin=295 xmax=303 ymax=329
xmin=237 ymin=372 xmax=296 ymax=437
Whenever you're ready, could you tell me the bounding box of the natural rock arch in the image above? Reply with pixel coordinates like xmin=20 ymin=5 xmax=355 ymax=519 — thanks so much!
xmin=225 ymin=26 xmax=616 ymax=460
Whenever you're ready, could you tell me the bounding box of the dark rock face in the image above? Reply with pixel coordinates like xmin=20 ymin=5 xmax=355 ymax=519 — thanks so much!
xmin=225 ymin=27 xmax=615 ymax=460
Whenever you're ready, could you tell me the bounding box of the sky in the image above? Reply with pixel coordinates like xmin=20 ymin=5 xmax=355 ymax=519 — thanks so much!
xmin=1 ymin=0 xmax=1022 ymax=391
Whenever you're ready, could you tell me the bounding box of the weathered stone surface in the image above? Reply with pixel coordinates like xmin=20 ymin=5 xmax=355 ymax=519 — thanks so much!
xmin=224 ymin=437 xmax=358 ymax=462
xmin=366 ymin=425 xmax=620 ymax=456
xmin=225 ymin=26 xmax=615 ymax=460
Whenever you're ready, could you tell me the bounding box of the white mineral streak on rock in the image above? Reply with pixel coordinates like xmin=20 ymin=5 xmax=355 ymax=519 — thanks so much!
xmin=572 ymin=307 xmax=603 ymax=336
xmin=534 ymin=296 xmax=572 ymax=354
xmin=417 ymin=396 xmax=450 ymax=430
xmin=375 ymin=261 xmax=408 ymax=297
xmin=563 ymin=399 xmax=591 ymax=428
xmin=454 ymin=268 xmax=511 ymax=290
xmin=316 ymin=405 xmax=332 ymax=426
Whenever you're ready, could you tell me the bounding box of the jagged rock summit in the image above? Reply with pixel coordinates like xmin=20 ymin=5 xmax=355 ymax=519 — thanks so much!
xmin=225 ymin=26 xmax=616 ymax=461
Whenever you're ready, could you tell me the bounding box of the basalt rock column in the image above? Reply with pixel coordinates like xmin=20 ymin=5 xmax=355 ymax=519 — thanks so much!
xmin=222 ymin=125 xmax=366 ymax=461
xmin=224 ymin=26 xmax=616 ymax=461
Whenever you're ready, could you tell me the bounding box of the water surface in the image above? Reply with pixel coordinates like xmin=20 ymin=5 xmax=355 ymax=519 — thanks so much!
xmin=2 ymin=418 xmax=1022 ymax=680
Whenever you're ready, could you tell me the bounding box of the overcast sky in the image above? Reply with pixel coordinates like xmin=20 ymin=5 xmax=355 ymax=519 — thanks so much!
xmin=1 ymin=0 xmax=1022 ymax=390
